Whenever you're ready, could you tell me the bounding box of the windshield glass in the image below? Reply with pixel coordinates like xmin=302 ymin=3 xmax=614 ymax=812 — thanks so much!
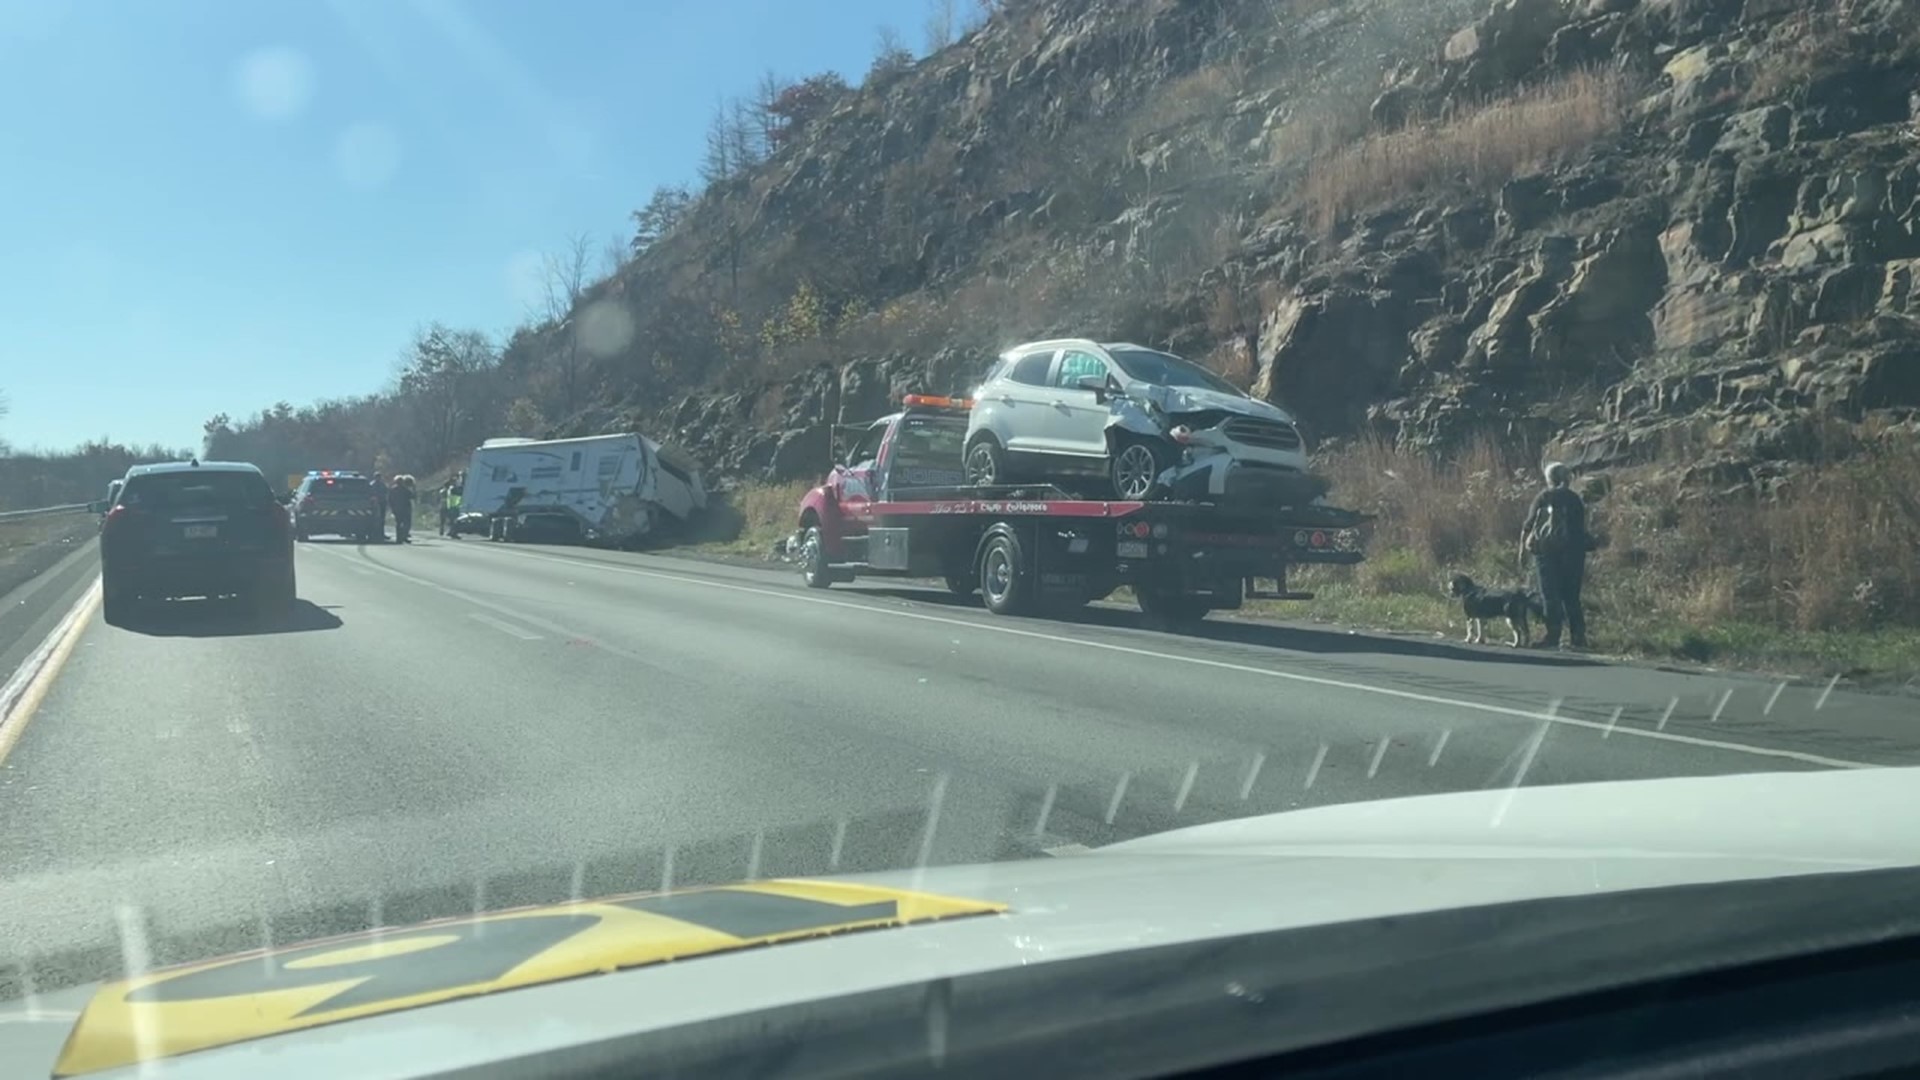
xmin=888 ymin=415 xmax=967 ymax=488
xmin=1107 ymin=347 xmax=1245 ymax=396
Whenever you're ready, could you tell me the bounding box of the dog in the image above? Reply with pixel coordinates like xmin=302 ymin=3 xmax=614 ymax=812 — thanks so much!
xmin=1446 ymin=573 xmax=1546 ymax=647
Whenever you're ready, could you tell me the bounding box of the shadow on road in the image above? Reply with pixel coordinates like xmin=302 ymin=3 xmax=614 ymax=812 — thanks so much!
xmin=849 ymin=585 xmax=1602 ymax=669
xmin=115 ymin=598 xmax=344 ymax=638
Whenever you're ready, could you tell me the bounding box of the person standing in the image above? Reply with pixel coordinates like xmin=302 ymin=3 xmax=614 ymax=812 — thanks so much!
xmin=443 ymin=475 xmax=464 ymax=538
xmin=369 ymin=472 xmax=390 ymax=542
xmin=390 ymin=475 xmax=415 ymax=543
xmin=1521 ymin=461 xmax=1591 ymax=650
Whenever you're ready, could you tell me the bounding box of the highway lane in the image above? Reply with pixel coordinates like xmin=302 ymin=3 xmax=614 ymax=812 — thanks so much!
xmin=3 ymin=533 xmax=1917 ymax=999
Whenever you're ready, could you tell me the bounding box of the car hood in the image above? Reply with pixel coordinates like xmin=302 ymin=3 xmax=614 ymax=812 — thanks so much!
xmin=8 ymin=767 xmax=1918 ymax=1079
xmin=1127 ymin=383 xmax=1295 ymax=424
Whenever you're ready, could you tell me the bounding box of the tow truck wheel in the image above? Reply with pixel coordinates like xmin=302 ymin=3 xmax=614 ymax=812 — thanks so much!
xmin=1137 ymin=588 xmax=1210 ymax=628
xmin=979 ymin=533 xmax=1034 ymax=616
xmin=799 ymin=527 xmax=834 ymax=590
xmin=964 ymin=435 xmax=1006 ymax=487
xmin=1110 ymin=437 xmax=1172 ymax=501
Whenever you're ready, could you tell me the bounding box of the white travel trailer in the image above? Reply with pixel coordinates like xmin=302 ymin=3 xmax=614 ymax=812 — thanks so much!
xmin=456 ymin=433 xmax=705 ymax=545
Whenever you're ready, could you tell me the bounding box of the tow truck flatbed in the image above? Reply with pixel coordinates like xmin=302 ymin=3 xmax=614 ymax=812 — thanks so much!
xmin=779 ymin=399 xmax=1367 ymax=624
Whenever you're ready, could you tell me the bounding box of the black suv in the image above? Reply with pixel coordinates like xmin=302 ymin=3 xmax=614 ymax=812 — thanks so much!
xmin=97 ymin=461 xmax=296 ymax=624
xmin=291 ymin=471 xmax=383 ymax=542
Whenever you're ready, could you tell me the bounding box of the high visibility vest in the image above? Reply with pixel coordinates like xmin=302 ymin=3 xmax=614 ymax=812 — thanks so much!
xmin=446 ymin=489 xmax=462 ymax=510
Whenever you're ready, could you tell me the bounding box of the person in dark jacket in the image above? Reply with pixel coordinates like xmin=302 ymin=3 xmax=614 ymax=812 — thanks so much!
xmin=389 ymin=475 xmax=416 ymax=543
xmin=1521 ymin=461 xmax=1591 ymax=650
xmin=369 ymin=472 xmax=390 ymax=542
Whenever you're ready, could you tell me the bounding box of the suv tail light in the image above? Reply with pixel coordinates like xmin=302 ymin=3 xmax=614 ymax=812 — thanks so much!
xmin=101 ymin=504 xmax=145 ymax=542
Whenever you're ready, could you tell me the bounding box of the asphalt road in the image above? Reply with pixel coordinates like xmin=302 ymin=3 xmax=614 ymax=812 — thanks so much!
xmin=4 ymin=532 xmax=1918 ymax=998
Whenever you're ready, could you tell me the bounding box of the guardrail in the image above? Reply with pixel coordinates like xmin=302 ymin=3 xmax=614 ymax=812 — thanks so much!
xmin=0 ymin=503 xmax=90 ymax=522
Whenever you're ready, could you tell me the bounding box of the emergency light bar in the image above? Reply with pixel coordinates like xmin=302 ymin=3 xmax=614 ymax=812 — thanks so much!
xmin=901 ymin=394 xmax=973 ymax=410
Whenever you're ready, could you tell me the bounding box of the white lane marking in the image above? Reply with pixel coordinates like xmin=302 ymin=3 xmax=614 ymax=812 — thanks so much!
xmin=1238 ymin=752 xmax=1266 ymax=800
xmin=1492 ymin=712 xmax=1554 ymax=827
xmin=1303 ymin=743 xmax=1328 ymax=789
xmin=1709 ymin=688 xmax=1733 ymax=724
xmin=828 ymin=819 xmax=848 ymax=870
xmin=1366 ymin=737 xmax=1389 ymax=779
xmin=0 ymin=579 xmax=100 ymax=764
xmin=1602 ymin=707 xmax=1622 ymax=739
xmin=1656 ymin=697 xmax=1678 ymax=732
xmin=466 ymin=612 xmax=543 ymax=640
xmin=1173 ymin=761 xmax=1198 ymax=812
xmin=1817 ymin=673 xmax=1841 ymax=710
xmin=1103 ymin=771 xmax=1131 ymax=825
xmin=310 ymin=546 xmax=613 ymax=653
xmin=1032 ymin=783 xmax=1057 ymax=838
xmin=1427 ymin=728 xmax=1451 ymax=767
xmin=1764 ymin=680 xmax=1789 ymax=715
xmin=463 ymin=545 xmax=1881 ymax=771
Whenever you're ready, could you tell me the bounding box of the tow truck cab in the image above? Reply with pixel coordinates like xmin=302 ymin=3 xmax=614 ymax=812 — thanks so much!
xmin=787 ymin=396 xmax=1366 ymax=624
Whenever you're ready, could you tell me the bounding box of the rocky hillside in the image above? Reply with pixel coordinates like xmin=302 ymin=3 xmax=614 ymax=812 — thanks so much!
xmin=526 ymin=0 xmax=1919 ymax=498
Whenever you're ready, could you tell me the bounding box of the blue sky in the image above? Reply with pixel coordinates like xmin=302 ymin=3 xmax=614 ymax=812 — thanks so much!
xmin=0 ymin=0 xmax=913 ymax=452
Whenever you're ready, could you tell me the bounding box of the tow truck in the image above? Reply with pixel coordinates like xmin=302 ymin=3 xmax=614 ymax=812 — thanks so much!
xmin=778 ymin=395 xmax=1367 ymax=624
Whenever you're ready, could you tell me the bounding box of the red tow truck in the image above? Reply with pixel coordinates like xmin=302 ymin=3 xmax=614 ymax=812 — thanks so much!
xmin=778 ymin=395 xmax=1367 ymax=624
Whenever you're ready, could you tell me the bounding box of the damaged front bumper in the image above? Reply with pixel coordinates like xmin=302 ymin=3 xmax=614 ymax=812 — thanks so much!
xmin=1161 ymin=451 xmax=1330 ymax=508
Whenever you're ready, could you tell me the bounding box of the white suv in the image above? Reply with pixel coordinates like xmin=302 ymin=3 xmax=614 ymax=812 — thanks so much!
xmin=964 ymin=339 xmax=1324 ymax=505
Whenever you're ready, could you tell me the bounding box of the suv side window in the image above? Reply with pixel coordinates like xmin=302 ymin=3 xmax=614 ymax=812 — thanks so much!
xmin=1007 ymin=350 xmax=1055 ymax=386
xmin=1054 ymin=350 xmax=1110 ymax=389
xmin=846 ymin=423 xmax=887 ymax=469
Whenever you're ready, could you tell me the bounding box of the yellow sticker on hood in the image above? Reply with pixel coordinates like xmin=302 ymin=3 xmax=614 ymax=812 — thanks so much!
xmin=55 ymin=880 xmax=1004 ymax=1077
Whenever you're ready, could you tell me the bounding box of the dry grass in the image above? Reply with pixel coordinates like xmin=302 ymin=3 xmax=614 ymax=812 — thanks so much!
xmin=1131 ymin=59 xmax=1247 ymax=138
xmin=683 ymin=479 xmax=814 ymax=557
xmin=1298 ymin=68 xmax=1630 ymax=233
xmin=1292 ymin=433 xmax=1920 ymax=678
xmin=1745 ymin=11 xmax=1855 ymax=105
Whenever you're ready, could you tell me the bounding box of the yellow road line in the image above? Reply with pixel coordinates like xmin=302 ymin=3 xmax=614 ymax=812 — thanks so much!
xmin=0 ymin=579 xmax=101 ymax=766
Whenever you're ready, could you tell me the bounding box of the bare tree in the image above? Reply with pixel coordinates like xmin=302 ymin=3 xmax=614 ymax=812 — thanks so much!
xmin=753 ymin=71 xmax=789 ymax=151
xmin=923 ymin=0 xmax=958 ymax=53
xmin=601 ymin=233 xmax=626 ymax=278
xmin=728 ymin=97 xmax=764 ymax=172
xmin=699 ymin=99 xmax=733 ymax=187
xmin=540 ymin=232 xmax=593 ymax=416
xmin=870 ymin=25 xmax=914 ymax=84
xmin=398 ymin=324 xmax=498 ymax=463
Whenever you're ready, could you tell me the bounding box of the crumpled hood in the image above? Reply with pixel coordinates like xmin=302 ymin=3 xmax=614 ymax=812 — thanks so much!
xmin=1127 ymin=383 xmax=1294 ymax=424
xmin=8 ymin=767 xmax=1918 ymax=1079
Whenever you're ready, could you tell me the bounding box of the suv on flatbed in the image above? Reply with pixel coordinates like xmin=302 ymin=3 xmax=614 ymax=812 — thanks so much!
xmin=783 ymin=395 xmax=1364 ymax=624
xmin=291 ymin=470 xmax=382 ymax=542
xmin=97 ymin=460 xmax=296 ymax=625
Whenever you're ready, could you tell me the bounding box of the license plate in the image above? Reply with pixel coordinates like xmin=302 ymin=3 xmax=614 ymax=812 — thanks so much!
xmin=184 ymin=524 xmax=218 ymax=539
xmin=1116 ymin=540 xmax=1149 ymax=559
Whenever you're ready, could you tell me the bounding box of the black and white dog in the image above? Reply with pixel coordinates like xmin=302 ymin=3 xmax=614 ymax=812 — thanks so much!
xmin=1446 ymin=573 xmax=1546 ymax=647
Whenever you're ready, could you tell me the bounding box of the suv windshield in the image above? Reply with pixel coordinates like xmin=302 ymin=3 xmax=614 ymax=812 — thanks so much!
xmin=121 ymin=471 xmax=272 ymax=509
xmin=1107 ymin=347 xmax=1243 ymax=396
